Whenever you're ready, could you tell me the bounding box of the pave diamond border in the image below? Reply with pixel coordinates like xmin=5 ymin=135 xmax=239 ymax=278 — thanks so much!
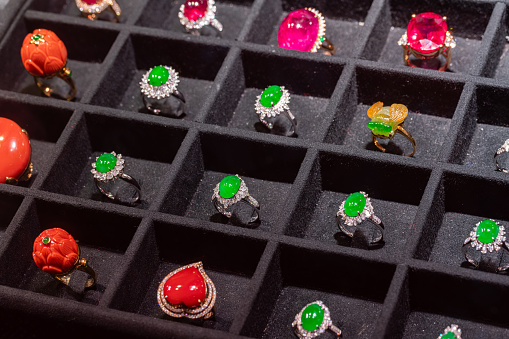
xmin=254 ymin=86 xmax=291 ymax=121
xmin=140 ymin=65 xmax=179 ymax=100
xmin=75 ymin=0 xmax=112 ymax=14
xmin=397 ymin=15 xmax=456 ymax=54
xmin=157 ymin=262 xmax=216 ymax=319
xmin=90 ymin=152 xmax=125 ymax=182
xmin=179 ymin=0 xmax=218 ymax=31
xmin=438 ymin=324 xmax=462 ymax=339
xmin=496 ymin=138 xmax=509 ymax=155
xmin=466 ymin=220 xmax=506 ymax=254
xmin=212 ymin=174 xmax=249 ymax=214
xmin=337 ymin=191 xmax=380 ymax=227
xmin=305 ymin=7 xmax=326 ymax=53
xmin=291 ymin=300 xmax=333 ymax=339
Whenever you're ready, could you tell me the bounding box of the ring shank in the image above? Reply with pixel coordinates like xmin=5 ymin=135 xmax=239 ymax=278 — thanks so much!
xmin=337 ymin=215 xmax=385 ymax=244
xmin=494 ymin=148 xmax=509 ymax=173
xmin=372 ymin=125 xmax=416 ymax=157
xmin=462 ymin=239 xmax=509 ymax=273
xmin=403 ymin=45 xmax=452 ymax=71
xmin=95 ymin=172 xmax=141 ymax=205
xmin=34 ymin=67 xmax=76 ymax=101
xmin=142 ymin=90 xmax=186 ymax=117
xmin=54 ymin=258 xmax=97 ymax=289
xmin=260 ymin=107 xmax=298 ymax=137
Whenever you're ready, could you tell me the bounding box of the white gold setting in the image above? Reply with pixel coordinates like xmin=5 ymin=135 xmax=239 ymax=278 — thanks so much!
xmin=212 ymin=174 xmax=259 ymax=219
xmin=90 ymin=152 xmax=125 ymax=182
xmin=496 ymin=139 xmax=509 ymax=155
xmin=291 ymin=300 xmax=341 ymax=338
xmin=140 ymin=65 xmax=179 ymax=100
xmin=75 ymin=0 xmax=121 ymax=16
xmin=178 ymin=0 xmax=223 ymax=32
xmin=254 ymin=86 xmax=291 ymax=129
xmin=157 ymin=262 xmax=216 ymax=319
xmin=337 ymin=191 xmax=380 ymax=227
xmin=438 ymin=324 xmax=462 ymax=339
xmin=465 ymin=220 xmax=506 ymax=254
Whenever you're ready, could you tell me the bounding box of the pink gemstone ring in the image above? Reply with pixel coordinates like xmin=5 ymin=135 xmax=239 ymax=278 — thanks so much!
xmin=398 ymin=12 xmax=456 ymax=71
xmin=278 ymin=8 xmax=335 ymax=55
xmin=179 ymin=0 xmax=223 ymax=36
xmin=75 ymin=0 xmax=121 ymax=22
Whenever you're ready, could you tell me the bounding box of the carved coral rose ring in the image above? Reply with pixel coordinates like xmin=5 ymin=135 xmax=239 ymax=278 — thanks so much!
xmin=20 ymin=29 xmax=76 ymax=101
xmin=32 ymin=228 xmax=97 ymax=289
xmin=75 ymin=0 xmax=121 ymax=22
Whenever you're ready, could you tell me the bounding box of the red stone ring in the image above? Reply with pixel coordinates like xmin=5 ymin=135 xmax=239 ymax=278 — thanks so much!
xmin=20 ymin=29 xmax=77 ymax=101
xmin=278 ymin=8 xmax=335 ymax=55
xmin=140 ymin=65 xmax=186 ymax=117
xmin=75 ymin=0 xmax=121 ymax=22
xmin=255 ymin=85 xmax=297 ymax=137
xmin=0 ymin=117 xmax=33 ymax=185
xmin=32 ymin=228 xmax=97 ymax=289
xmin=157 ymin=262 xmax=216 ymax=320
xmin=398 ymin=12 xmax=456 ymax=71
xmin=212 ymin=174 xmax=260 ymax=224
xmin=91 ymin=152 xmax=141 ymax=205
xmin=179 ymin=0 xmax=223 ymax=36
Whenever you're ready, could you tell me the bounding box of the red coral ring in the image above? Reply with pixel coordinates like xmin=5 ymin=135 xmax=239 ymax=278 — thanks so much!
xmin=32 ymin=228 xmax=97 ymax=289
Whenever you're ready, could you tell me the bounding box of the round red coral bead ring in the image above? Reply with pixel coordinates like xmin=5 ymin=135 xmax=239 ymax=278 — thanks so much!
xmin=0 ymin=117 xmax=32 ymax=185
xmin=32 ymin=228 xmax=97 ymax=289
xmin=179 ymin=0 xmax=223 ymax=36
xmin=75 ymin=0 xmax=122 ymax=22
xmin=398 ymin=12 xmax=456 ymax=71
xmin=157 ymin=262 xmax=216 ymax=319
xmin=278 ymin=8 xmax=335 ymax=55
xmin=20 ymin=28 xmax=77 ymax=101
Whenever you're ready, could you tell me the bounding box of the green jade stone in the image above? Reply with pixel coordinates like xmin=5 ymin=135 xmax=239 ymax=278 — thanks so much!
xmin=368 ymin=107 xmax=397 ymax=137
xmin=476 ymin=219 xmax=499 ymax=244
xmin=301 ymin=303 xmax=324 ymax=332
xmin=32 ymin=34 xmax=42 ymax=41
xmin=344 ymin=192 xmax=366 ymax=217
xmin=260 ymin=85 xmax=282 ymax=108
xmin=42 ymin=236 xmax=51 ymax=245
xmin=219 ymin=175 xmax=241 ymax=199
xmin=96 ymin=153 xmax=117 ymax=173
xmin=148 ymin=66 xmax=169 ymax=87
xmin=440 ymin=332 xmax=456 ymax=339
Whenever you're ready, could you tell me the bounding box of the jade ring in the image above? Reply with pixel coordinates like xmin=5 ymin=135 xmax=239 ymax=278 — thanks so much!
xmin=212 ymin=174 xmax=260 ymax=223
xmin=438 ymin=324 xmax=462 ymax=339
xmin=91 ymin=152 xmax=141 ymax=205
xmin=140 ymin=65 xmax=186 ymax=117
xmin=337 ymin=191 xmax=384 ymax=244
xmin=292 ymin=301 xmax=342 ymax=338
xmin=462 ymin=219 xmax=509 ymax=272
xmin=255 ymin=85 xmax=297 ymax=136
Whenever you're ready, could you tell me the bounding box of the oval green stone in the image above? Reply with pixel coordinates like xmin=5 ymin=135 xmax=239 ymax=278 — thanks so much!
xmin=301 ymin=303 xmax=324 ymax=332
xmin=96 ymin=153 xmax=117 ymax=173
xmin=440 ymin=332 xmax=456 ymax=339
xmin=260 ymin=85 xmax=282 ymax=108
xmin=148 ymin=66 xmax=169 ymax=87
xmin=344 ymin=192 xmax=367 ymax=217
xmin=42 ymin=236 xmax=51 ymax=244
xmin=476 ymin=219 xmax=499 ymax=244
xmin=219 ymin=175 xmax=241 ymax=199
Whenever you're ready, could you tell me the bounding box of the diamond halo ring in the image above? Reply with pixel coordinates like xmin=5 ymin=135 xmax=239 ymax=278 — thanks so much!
xmin=292 ymin=300 xmax=342 ymax=338
xmin=255 ymin=85 xmax=297 ymax=136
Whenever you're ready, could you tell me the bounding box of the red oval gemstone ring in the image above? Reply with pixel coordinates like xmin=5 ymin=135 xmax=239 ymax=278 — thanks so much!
xmin=178 ymin=0 xmax=223 ymax=35
xmin=0 ymin=117 xmax=32 ymax=185
xmin=75 ymin=0 xmax=122 ymax=22
xmin=278 ymin=8 xmax=335 ymax=55
xmin=157 ymin=262 xmax=216 ymax=319
xmin=32 ymin=228 xmax=97 ymax=289
xmin=398 ymin=12 xmax=456 ymax=71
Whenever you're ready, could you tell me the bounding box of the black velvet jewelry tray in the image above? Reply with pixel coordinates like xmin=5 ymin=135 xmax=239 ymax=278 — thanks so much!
xmin=2 ymin=0 xmax=509 ymax=338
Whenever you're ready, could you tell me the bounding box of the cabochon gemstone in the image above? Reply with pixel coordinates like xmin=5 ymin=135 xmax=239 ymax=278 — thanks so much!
xmin=440 ymin=332 xmax=456 ymax=339
xmin=32 ymin=228 xmax=80 ymax=275
xmin=95 ymin=153 xmax=117 ymax=173
xmin=301 ymin=303 xmax=324 ymax=331
xmin=344 ymin=192 xmax=367 ymax=217
xmin=82 ymin=0 xmax=98 ymax=4
xmin=184 ymin=0 xmax=208 ymax=22
xmin=0 ymin=117 xmax=31 ymax=184
xmin=148 ymin=66 xmax=170 ymax=87
xmin=163 ymin=267 xmax=206 ymax=308
xmin=278 ymin=9 xmax=319 ymax=52
xmin=219 ymin=175 xmax=241 ymax=199
xmin=407 ymin=12 xmax=447 ymax=54
xmin=476 ymin=219 xmax=499 ymax=244
xmin=260 ymin=85 xmax=282 ymax=107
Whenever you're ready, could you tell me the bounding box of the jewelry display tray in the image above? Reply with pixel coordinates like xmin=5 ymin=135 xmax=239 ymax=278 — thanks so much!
xmin=2 ymin=0 xmax=509 ymax=337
